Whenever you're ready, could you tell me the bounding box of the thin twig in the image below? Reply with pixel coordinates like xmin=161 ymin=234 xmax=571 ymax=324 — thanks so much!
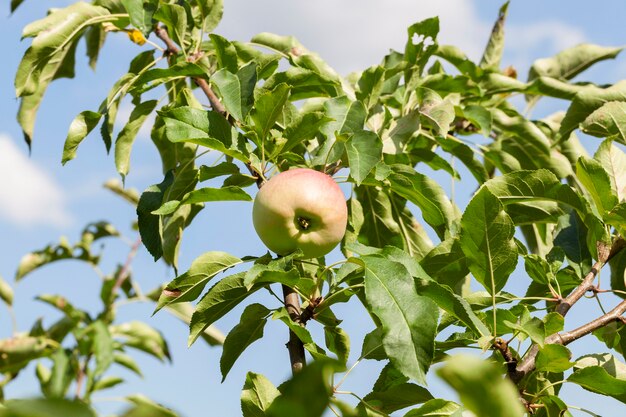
xmin=508 ymin=238 xmax=626 ymax=383
xmin=154 ymin=26 xmax=229 ymax=119
xmin=111 ymin=238 xmax=142 ymax=297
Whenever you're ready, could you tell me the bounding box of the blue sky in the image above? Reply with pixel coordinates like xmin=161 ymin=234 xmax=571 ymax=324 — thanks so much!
xmin=1 ymin=1 xmax=626 ymax=416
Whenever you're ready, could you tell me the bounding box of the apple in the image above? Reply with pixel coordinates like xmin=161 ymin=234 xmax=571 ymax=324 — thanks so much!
xmin=252 ymin=168 xmax=348 ymax=258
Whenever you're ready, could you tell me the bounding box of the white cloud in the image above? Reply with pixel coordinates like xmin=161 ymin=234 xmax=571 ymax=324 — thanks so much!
xmin=218 ymin=0 xmax=587 ymax=77
xmin=219 ymin=0 xmax=490 ymax=74
xmin=0 ymin=134 xmax=72 ymax=228
xmin=507 ymin=21 xmax=586 ymax=53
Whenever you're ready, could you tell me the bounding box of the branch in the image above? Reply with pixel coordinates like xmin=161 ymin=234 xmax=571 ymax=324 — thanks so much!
xmin=154 ymin=27 xmax=305 ymax=374
xmin=283 ymin=285 xmax=306 ymax=374
xmin=111 ymin=237 xmax=142 ymax=297
xmin=153 ymin=26 xmax=228 ymax=118
xmin=513 ymin=298 xmax=626 ymax=382
xmin=508 ymin=238 xmax=626 ymax=383
xmin=555 ymin=239 xmax=624 ymax=316
xmin=153 ymin=26 xmax=179 ymax=56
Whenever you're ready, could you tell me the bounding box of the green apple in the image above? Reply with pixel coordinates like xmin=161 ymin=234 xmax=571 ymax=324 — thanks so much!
xmin=252 ymin=168 xmax=348 ymax=258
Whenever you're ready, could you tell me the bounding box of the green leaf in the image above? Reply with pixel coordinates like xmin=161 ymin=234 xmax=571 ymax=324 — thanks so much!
xmin=90 ymin=321 xmax=114 ymax=377
xmin=595 ymin=139 xmax=626 ymax=202
xmin=324 ymin=326 xmax=350 ymax=366
xmin=160 ymin=107 xmax=250 ymax=161
xmin=568 ymin=365 xmax=626 ymax=403
xmin=251 ymin=83 xmax=291 ymax=142
xmin=266 ymin=359 xmax=343 ymax=417
xmin=85 ymin=24 xmax=106 ymax=69
xmin=346 ymin=130 xmax=383 ymax=185
xmin=0 ymin=398 xmax=96 ymax=417
xmin=436 ymin=354 xmax=525 ymax=417
xmin=580 ymin=101 xmax=626 ymax=143
xmin=462 ymin=104 xmax=492 ymax=137
xmin=0 ymin=276 xmax=14 ymax=307
xmin=414 ymin=279 xmax=489 ymax=337
xmin=162 ymin=203 xmax=203 ymax=269
xmin=0 ymin=336 xmax=55 ymax=373
xmin=272 ymin=308 xmax=326 ymax=359
xmin=115 ymin=100 xmax=158 ymax=179
xmin=210 ymin=34 xmax=238 ymax=73
xmin=417 ymin=88 xmax=455 ymax=136
xmin=361 ymin=256 xmax=438 ymax=384
xmin=420 ymin=237 xmax=469 ymax=290
xmin=479 ymin=2 xmax=509 ymax=70
xmin=559 ymin=80 xmax=626 ymax=141
xmin=16 ymin=3 xmax=111 ymax=96
xmin=490 ymin=108 xmax=551 ymax=166
xmin=113 ymin=352 xmax=143 ymax=377
xmin=189 ymin=272 xmax=261 ymax=345
xmin=123 ymin=395 xmax=179 ymax=417
xmin=388 ymin=164 xmax=459 ymax=239
xmin=220 ymin=303 xmax=270 ymax=381
xmin=157 ymin=251 xmax=243 ymax=311
xmin=609 ymin=249 xmax=626 ymax=299
xmin=529 ymin=43 xmax=623 ymax=82
xmin=153 ymin=3 xmax=188 ymax=48
xmin=211 ymin=63 xmax=257 ymax=121
xmin=459 ymin=187 xmax=517 ymax=294
xmin=405 ymin=17 xmax=440 ymax=76
xmin=42 ymin=348 xmax=72 ymax=398
xmin=403 ymin=399 xmax=461 ymax=416
xmin=16 ymin=40 xmax=79 ymax=147
xmin=321 ymin=96 xmax=367 ymax=137
xmin=199 ymin=162 xmax=240 ymax=181
xmin=576 ymin=156 xmax=619 ymax=215
xmin=62 ymin=111 xmax=102 ymax=164
xmin=357 ymin=65 xmax=385 ymax=110
xmin=504 ymin=316 xmax=545 ymax=346
xmin=485 ymin=169 xmax=587 ymax=217
xmin=121 ymin=0 xmax=156 ymax=34
xmin=536 ymin=344 xmax=575 ymax=373
xmin=10 ymin=0 xmax=26 ymax=12
xmin=263 ymin=67 xmax=340 ymax=100
xmin=92 ymin=376 xmax=124 ymax=392
xmin=130 ymin=62 xmax=208 ymax=95
xmin=280 ymin=111 xmax=330 ymax=154
xmin=153 ymin=186 xmax=252 ymax=215
xmin=137 ymin=173 xmax=174 ymax=261
xmin=363 ymin=381 xmax=433 ymax=413
xmin=360 ymin=328 xmax=386 ymax=360
xmin=197 ymin=0 xmax=223 ymax=33
xmin=244 ymin=260 xmax=301 ymax=290
xmin=251 ymin=32 xmax=340 ymax=82
xmin=241 ymin=372 xmax=280 ymax=417
xmin=110 ymin=321 xmax=170 ymax=361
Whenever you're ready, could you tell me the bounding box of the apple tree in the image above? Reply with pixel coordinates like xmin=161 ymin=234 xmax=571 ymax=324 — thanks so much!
xmin=3 ymin=1 xmax=626 ymax=416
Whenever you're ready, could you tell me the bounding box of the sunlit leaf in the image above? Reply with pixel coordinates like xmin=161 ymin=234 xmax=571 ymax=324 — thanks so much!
xmin=360 ymin=256 xmax=438 ymax=384
xmin=459 ymin=187 xmax=517 ymax=294
xmin=436 ymin=354 xmax=525 ymax=417
xmin=346 ymin=130 xmax=383 ymax=185
xmin=241 ymin=372 xmax=280 ymax=417
xmin=220 ymin=304 xmax=270 ymax=381
xmin=157 ymin=251 xmax=243 ymax=311
xmin=189 ymin=272 xmax=261 ymax=345
xmin=479 ymin=1 xmax=509 ymax=70
xmin=115 ymin=100 xmax=158 ymax=179
xmin=529 ymin=43 xmax=623 ymax=82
